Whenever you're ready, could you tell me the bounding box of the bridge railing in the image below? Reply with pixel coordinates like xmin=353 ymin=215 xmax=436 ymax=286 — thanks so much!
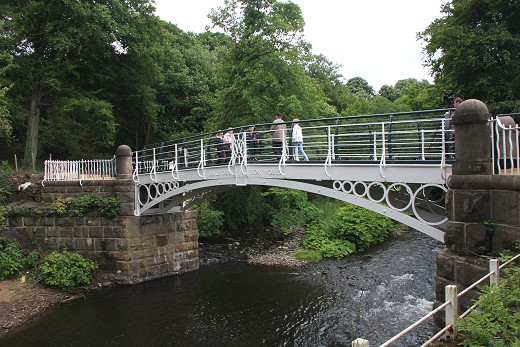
xmin=352 ymin=253 xmax=520 ymax=347
xmin=492 ymin=114 xmax=520 ymax=175
xmin=42 ymin=157 xmax=117 ymax=186
xmin=133 ymin=109 xmax=455 ymax=178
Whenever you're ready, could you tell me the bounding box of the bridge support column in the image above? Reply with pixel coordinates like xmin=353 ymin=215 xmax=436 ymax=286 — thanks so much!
xmin=7 ymin=145 xmax=199 ymax=285
xmin=436 ymin=100 xmax=520 ymax=326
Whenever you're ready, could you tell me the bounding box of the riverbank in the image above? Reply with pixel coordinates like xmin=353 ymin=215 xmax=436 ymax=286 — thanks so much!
xmin=0 ymin=228 xmax=307 ymax=337
xmin=0 ymin=278 xmax=99 ymax=336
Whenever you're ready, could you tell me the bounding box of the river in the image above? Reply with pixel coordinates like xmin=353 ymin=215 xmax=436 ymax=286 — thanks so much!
xmin=1 ymin=230 xmax=442 ymax=346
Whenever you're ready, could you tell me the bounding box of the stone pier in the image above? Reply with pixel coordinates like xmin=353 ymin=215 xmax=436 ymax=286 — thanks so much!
xmin=6 ymin=145 xmax=199 ymax=284
xmin=436 ymin=99 xmax=520 ymax=322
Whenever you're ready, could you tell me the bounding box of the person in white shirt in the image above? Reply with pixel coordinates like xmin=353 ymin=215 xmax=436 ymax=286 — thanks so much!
xmin=291 ymin=118 xmax=309 ymax=161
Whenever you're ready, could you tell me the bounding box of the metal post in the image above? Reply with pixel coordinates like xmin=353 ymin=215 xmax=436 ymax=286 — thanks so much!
xmin=445 ymin=284 xmax=458 ymax=339
xmin=351 ymin=338 xmax=369 ymax=347
xmin=489 ymin=259 xmax=499 ymax=288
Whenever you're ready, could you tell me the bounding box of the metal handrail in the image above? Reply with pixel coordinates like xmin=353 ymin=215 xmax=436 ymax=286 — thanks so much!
xmin=42 ymin=157 xmax=116 ymax=186
xmin=133 ymin=111 xmax=454 ymax=180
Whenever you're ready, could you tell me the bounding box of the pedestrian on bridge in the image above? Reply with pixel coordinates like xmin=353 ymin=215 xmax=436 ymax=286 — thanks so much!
xmin=223 ymin=128 xmax=235 ymax=162
xmin=246 ymin=126 xmax=260 ymax=160
xmin=291 ymin=119 xmax=309 ymax=161
xmin=270 ymin=113 xmax=287 ymax=159
xmin=214 ymin=131 xmax=227 ymax=164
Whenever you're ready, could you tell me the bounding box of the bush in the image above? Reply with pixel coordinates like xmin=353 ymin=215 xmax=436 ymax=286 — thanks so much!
xmin=0 ymin=238 xmax=25 ymax=280
xmin=262 ymin=187 xmax=320 ymax=235
xmin=302 ymin=221 xmax=357 ymax=259
xmin=334 ymin=204 xmax=398 ymax=251
xmin=196 ymin=200 xmax=224 ymax=238
xmin=38 ymin=250 xmax=97 ymax=291
xmin=52 ymin=194 xmax=120 ymax=218
xmin=456 ymin=266 xmax=520 ymax=347
xmin=302 ymin=200 xmax=398 ymax=259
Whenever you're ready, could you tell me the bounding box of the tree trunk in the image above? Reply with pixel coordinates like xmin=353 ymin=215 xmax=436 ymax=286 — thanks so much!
xmin=24 ymin=88 xmax=42 ymax=171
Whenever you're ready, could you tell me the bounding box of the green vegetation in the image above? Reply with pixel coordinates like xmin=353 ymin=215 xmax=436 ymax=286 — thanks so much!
xmin=294 ymin=250 xmax=323 ymax=262
xmin=0 ymin=238 xmax=25 ymax=280
xmin=1 ymin=0 xmax=517 ymax=167
xmin=195 ymin=200 xmax=225 ymax=238
xmin=0 ymin=238 xmax=98 ymax=291
xmin=37 ymin=250 xmax=98 ymax=291
xmin=303 ymin=202 xmax=398 ymax=259
xmin=419 ymin=0 xmax=520 ymax=113
xmin=456 ymin=265 xmax=520 ymax=347
xmin=51 ymin=194 xmax=121 ymax=218
xmin=197 ymin=190 xmax=399 ymax=260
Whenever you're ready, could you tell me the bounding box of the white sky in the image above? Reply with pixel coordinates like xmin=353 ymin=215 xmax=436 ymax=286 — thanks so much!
xmin=153 ymin=0 xmax=446 ymax=91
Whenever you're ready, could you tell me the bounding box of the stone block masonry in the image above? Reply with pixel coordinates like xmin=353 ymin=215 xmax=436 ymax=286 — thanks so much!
xmin=7 ymin=210 xmax=199 ymax=284
xmin=6 ymin=145 xmax=199 ymax=284
xmin=435 ymin=100 xmax=520 ymax=327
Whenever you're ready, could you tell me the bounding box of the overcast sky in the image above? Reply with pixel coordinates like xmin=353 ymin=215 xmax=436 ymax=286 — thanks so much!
xmin=153 ymin=0 xmax=446 ymax=91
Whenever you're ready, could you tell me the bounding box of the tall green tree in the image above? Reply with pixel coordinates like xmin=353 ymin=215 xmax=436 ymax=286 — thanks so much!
xmin=419 ymin=0 xmax=520 ymax=112
xmin=346 ymin=77 xmax=375 ymax=97
xmin=2 ymin=0 xmax=158 ymax=165
xmin=209 ymin=0 xmax=336 ymax=127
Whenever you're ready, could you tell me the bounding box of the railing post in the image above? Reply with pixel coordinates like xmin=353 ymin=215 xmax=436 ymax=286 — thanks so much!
xmin=445 ymin=284 xmax=458 ymax=339
xmin=489 ymin=259 xmax=499 ymax=288
xmin=351 ymin=338 xmax=369 ymax=347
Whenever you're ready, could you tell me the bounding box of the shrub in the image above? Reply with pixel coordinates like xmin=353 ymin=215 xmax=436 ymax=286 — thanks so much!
xmin=302 ymin=222 xmax=356 ymax=259
xmin=52 ymin=194 xmax=120 ymax=218
xmin=0 ymin=238 xmax=25 ymax=280
xmin=68 ymin=194 xmax=103 ymax=216
xmin=38 ymin=250 xmax=98 ymax=291
xmin=101 ymin=195 xmax=120 ymax=218
xmin=334 ymin=204 xmax=398 ymax=251
xmin=196 ymin=200 xmax=224 ymax=238
xmin=262 ymin=187 xmax=320 ymax=235
xmin=302 ymin=200 xmax=398 ymax=259
xmin=457 ymin=266 xmax=520 ymax=347
xmin=52 ymin=196 xmax=67 ymax=215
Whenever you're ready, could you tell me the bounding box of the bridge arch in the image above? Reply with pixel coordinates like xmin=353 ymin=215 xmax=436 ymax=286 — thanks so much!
xmin=137 ymin=177 xmax=445 ymax=242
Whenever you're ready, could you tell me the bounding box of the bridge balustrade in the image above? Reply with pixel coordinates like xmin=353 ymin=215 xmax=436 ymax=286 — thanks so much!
xmin=492 ymin=113 xmax=520 ymax=175
xmin=133 ymin=109 xmax=455 ymax=178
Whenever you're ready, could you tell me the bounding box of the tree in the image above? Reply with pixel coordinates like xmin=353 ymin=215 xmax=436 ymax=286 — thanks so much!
xmin=378 ymin=84 xmax=400 ymax=102
xmin=419 ymin=0 xmax=520 ymax=113
xmin=2 ymin=0 xmax=157 ymax=166
xmin=209 ymin=0 xmax=336 ymax=127
xmin=346 ymin=77 xmax=375 ymax=97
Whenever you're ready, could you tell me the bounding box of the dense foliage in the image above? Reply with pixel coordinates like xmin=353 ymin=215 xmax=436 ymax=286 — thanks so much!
xmin=0 ymin=238 xmax=25 ymax=280
xmin=303 ymin=201 xmax=398 ymax=259
xmin=0 ymin=237 xmax=98 ymax=291
xmin=0 ymin=0 xmax=463 ymax=169
xmin=456 ymin=265 xmax=520 ymax=347
xmin=419 ymin=0 xmax=520 ymax=113
xmin=38 ymin=250 xmax=98 ymax=291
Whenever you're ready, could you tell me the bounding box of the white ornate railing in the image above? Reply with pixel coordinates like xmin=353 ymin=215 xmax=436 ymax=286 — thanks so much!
xmin=492 ymin=114 xmax=520 ymax=175
xmin=133 ymin=109 xmax=455 ymax=180
xmin=42 ymin=157 xmax=117 ymax=186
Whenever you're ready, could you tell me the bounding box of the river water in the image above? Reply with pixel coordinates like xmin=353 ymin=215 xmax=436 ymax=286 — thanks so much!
xmin=1 ymin=230 xmax=442 ymax=347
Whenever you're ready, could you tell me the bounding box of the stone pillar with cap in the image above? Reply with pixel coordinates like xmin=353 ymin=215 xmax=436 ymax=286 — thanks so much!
xmin=445 ymin=99 xmax=493 ymax=254
xmin=435 ymin=99 xmax=520 ymax=328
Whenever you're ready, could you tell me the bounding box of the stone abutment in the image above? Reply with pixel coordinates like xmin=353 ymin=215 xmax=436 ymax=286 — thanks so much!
xmin=6 ymin=145 xmax=199 ymax=284
xmin=435 ymin=99 xmax=520 ymax=325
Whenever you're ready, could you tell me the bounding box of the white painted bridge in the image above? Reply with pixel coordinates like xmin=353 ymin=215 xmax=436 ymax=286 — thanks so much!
xmin=42 ymin=108 xmax=519 ymax=242
xmin=132 ymin=109 xmax=459 ymax=242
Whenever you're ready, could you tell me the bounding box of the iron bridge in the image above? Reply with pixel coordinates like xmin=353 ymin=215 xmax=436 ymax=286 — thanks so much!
xmin=132 ymin=109 xmax=458 ymax=242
